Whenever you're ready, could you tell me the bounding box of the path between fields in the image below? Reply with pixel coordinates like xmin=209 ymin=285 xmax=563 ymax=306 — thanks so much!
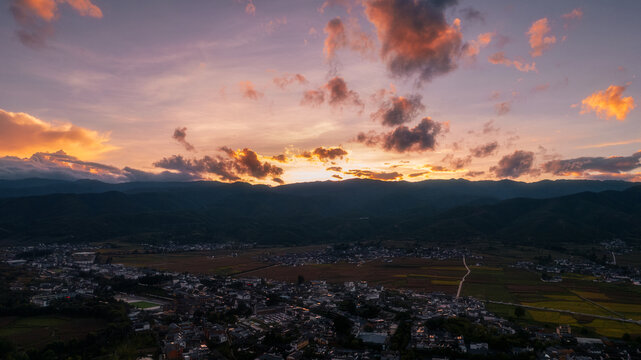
xmin=485 ymin=300 xmax=641 ymax=325
xmin=229 ymin=263 xmax=278 ymax=277
xmin=566 ymin=288 xmax=626 ymax=319
xmin=456 ymin=255 xmax=471 ymax=298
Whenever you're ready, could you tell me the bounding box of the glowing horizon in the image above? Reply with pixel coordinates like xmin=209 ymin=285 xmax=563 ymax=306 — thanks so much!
xmin=1 ymin=0 xmax=640 ymax=184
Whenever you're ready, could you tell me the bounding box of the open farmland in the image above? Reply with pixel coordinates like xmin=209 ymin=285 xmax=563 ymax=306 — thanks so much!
xmin=460 ymin=262 xmax=641 ymax=338
xmin=248 ymin=258 xmax=468 ymax=294
xmin=114 ymin=249 xmax=469 ymax=295
xmin=112 ymin=249 xmax=280 ymax=276
xmin=113 ymin=245 xmax=641 ymax=337
xmin=0 ymin=316 xmax=107 ymax=349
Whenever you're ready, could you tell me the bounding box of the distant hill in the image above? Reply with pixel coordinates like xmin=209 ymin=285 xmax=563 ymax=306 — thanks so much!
xmin=0 ymin=178 xmax=638 ymax=245
xmin=393 ymin=186 xmax=641 ymax=244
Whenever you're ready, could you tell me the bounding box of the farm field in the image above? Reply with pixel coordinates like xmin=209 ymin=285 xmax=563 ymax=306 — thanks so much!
xmin=248 ymin=258 xmax=468 ymax=294
xmin=112 ymin=245 xmax=641 ymax=338
xmin=112 ymin=246 xmax=324 ymax=276
xmin=131 ymin=301 xmax=161 ymax=309
xmin=0 ymin=315 xmax=107 ymax=349
xmin=114 ymin=250 xmax=469 ymax=294
xmin=113 ymin=250 xmax=273 ymax=276
xmin=461 ymin=263 xmax=641 ymax=338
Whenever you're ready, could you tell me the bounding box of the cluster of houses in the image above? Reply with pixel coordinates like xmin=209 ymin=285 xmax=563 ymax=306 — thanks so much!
xmin=513 ymin=257 xmax=641 ymax=285
xmin=2 ymin=243 xmax=640 ymax=359
xmin=258 ymin=245 xmax=478 ymax=266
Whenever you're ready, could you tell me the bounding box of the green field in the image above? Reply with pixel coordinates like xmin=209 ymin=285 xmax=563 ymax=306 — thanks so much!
xmin=460 ymin=260 xmax=641 ymax=338
xmin=0 ymin=316 xmax=107 ymax=348
xmin=131 ymin=301 xmax=160 ymax=309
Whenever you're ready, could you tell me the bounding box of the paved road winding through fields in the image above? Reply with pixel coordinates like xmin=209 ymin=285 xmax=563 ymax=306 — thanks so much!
xmin=456 ymin=255 xmax=471 ymax=298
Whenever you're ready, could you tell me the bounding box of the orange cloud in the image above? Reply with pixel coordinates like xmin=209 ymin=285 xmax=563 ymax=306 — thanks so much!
xmin=323 ymin=17 xmax=374 ymax=61
xmin=11 ymin=0 xmax=102 ymax=21
xmin=239 ymin=81 xmax=263 ymax=100
xmin=344 ymin=169 xmax=402 ymax=181
xmin=488 ymin=52 xmax=536 ymax=72
xmin=464 ymin=32 xmax=493 ymax=58
xmin=324 ymin=18 xmax=347 ymax=60
xmin=580 ymin=85 xmax=636 ymax=121
xmin=10 ymin=0 xmax=102 ymax=47
xmin=561 ymin=8 xmax=583 ymax=29
xmin=273 ymin=73 xmax=308 ymax=89
xmin=0 ymin=108 xmax=115 ymax=159
xmin=245 ymin=0 xmax=255 ymax=15
xmin=527 ymin=18 xmax=556 ymax=57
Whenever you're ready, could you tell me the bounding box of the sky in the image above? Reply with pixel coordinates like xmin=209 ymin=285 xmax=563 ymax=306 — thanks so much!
xmin=0 ymin=0 xmax=640 ymax=185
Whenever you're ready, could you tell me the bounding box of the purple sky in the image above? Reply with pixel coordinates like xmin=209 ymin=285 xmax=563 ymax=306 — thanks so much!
xmin=0 ymin=0 xmax=640 ymax=184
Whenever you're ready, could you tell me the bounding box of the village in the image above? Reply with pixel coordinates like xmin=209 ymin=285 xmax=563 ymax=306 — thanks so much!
xmin=2 ymin=243 xmax=641 ymax=359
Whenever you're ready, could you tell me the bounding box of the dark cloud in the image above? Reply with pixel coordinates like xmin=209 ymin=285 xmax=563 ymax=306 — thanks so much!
xmin=429 ymin=165 xmax=450 ymax=172
xmin=372 ymin=94 xmax=425 ymax=126
xmin=10 ymin=0 xmax=102 ymax=48
xmin=301 ymin=77 xmax=363 ymax=110
xmin=332 ymin=174 xmax=343 ymax=179
xmin=272 ymin=177 xmax=284 ymax=184
xmin=326 ymin=166 xmax=343 ymax=172
xmin=153 ymin=154 xmax=240 ymax=181
xmin=470 ymin=141 xmax=499 ymax=157
xmin=344 ymin=169 xmax=403 ymax=181
xmin=120 ymin=167 xmax=195 ymax=182
xmin=0 ymin=151 xmax=193 ymax=182
xmin=325 ymin=77 xmax=363 ymax=108
xmin=10 ymin=0 xmax=54 ymax=48
xmin=273 ymin=73 xmax=308 ymax=89
xmin=481 ymin=120 xmax=499 ymax=135
xmin=542 ymin=151 xmax=641 ymax=176
xmin=154 ymin=147 xmax=284 ymax=184
xmin=442 ymin=154 xmax=472 ymax=169
xmin=364 ymin=0 xmax=463 ymax=83
xmin=270 ymin=154 xmax=288 ymax=163
xmin=299 ymin=146 xmax=348 ymax=162
xmin=356 ymin=117 xmax=444 ymax=153
xmin=408 ymin=171 xmax=428 ymax=177
xmin=490 ymin=150 xmax=536 ymax=178
xmin=458 ymin=7 xmax=484 ymax=23
xmin=465 ymin=170 xmax=485 ymax=177
xmin=222 ymin=147 xmax=284 ymax=179
xmin=172 ymin=127 xmax=196 ymax=152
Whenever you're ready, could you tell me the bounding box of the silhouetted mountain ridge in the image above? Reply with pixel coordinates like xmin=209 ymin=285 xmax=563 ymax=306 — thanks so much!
xmin=0 ymin=178 xmax=638 ymax=245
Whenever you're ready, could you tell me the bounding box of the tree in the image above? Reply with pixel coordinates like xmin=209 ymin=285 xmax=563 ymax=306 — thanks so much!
xmin=514 ymin=307 xmax=525 ymax=318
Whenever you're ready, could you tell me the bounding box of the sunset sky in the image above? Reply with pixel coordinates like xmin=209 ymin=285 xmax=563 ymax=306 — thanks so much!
xmin=1 ymin=0 xmax=640 ymax=184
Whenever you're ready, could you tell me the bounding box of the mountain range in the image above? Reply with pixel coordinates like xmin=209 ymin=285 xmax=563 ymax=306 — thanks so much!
xmin=0 ymin=178 xmax=638 ymax=246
